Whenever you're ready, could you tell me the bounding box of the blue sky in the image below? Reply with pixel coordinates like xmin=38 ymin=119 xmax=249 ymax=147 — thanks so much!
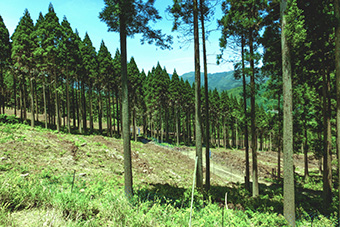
xmin=0 ymin=0 xmax=237 ymax=75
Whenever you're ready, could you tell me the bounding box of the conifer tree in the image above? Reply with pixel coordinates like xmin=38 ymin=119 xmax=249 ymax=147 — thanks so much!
xmin=0 ymin=16 xmax=10 ymax=114
xmin=170 ymin=69 xmax=181 ymax=145
xmin=11 ymin=9 xmax=36 ymax=126
xmin=42 ymin=3 xmax=62 ymax=132
xmin=335 ymin=0 xmax=340 ymax=216
xmin=97 ymin=40 xmax=114 ymax=134
xmin=219 ymin=0 xmax=266 ymax=196
xmin=60 ymin=17 xmax=78 ymax=133
xmin=81 ymin=32 xmax=98 ymax=132
xmin=34 ymin=12 xmax=48 ymax=128
xmin=127 ymin=57 xmax=141 ymax=141
xmin=73 ymin=30 xmax=84 ymax=133
xmin=99 ymin=0 xmax=171 ymax=198
xmin=112 ymin=49 xmax=121 ymax=136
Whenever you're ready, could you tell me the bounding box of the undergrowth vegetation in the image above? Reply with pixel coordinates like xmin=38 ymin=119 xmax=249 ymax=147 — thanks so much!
xmin=0 ymin=116 xmax=339 ymax=226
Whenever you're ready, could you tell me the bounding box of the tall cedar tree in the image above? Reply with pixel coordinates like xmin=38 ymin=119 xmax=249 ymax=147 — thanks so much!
xmin=97 ymin=40 xmax=114 ymax=134
xmin=169 ymin=70 xmax=181 ymax=145
xmin=99 ymin=0 xmax=172 ymax=198
xmin=112 ymin=49 xmax=122 ymax=136
xmin=169 ymin=0 xmax=203 ymax=189
xmin=11 ymin=9 xmax=36 ymax=127
xmin=75 ymin=29 xmax=85 ymax=134
xmin=200 ymin=0 xmax=213 ymax=191
xmin=34 ymin=12 xmax=48 ymax=128
xmin=81 ymin=33 xmax=98 ymax=132
xmin=193 ymin=0 xmax=203 ymax=189
xmin=127 ymin=57 xmax=141 ymax=142
xmin=43 ymin=4 xmax=63 ymax=132
xmin=261 ymin=1 xmax=283 ymax=180
xmin=0 ymin=16 xmax=10 ymax=114
xmin=336 ymin=0 xmax=340 ymax=216
xmin=219 ymin=0 xmax=266 ymax=196
xmin=281 ymin=0 xmax=295 ymax=225
xmin=60 ymin=17 xmax=78 ymax=133
xmin=219 ymin=1 xmax=251 ymax=190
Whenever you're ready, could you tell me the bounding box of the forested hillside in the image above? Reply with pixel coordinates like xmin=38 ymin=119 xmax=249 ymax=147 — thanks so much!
xmin=1 ymin=0 xmax=340 ymax=226
xmin=179 ymin=71 xmax=249 ymax=92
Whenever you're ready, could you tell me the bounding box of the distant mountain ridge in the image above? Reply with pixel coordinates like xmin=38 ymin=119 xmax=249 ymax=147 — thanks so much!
xmin=179 ymin=71 xmax=249 ymax=92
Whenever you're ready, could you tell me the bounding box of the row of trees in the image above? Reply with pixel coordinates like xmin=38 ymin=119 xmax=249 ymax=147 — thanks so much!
xmin=218 ymin=0 xmax=340 ymax=225
xmin=0 ymin=1 xmax=260 ymax=199
xmin=1 ymin=3 xmax=269 ymax=149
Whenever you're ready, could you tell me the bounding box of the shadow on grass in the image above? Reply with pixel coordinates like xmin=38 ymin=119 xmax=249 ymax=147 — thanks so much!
xmin=134 ymin=174 xmax=335 ymax=220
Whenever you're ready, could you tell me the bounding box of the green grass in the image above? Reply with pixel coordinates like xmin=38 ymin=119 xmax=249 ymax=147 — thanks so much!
xmin=0 ymin=116 xmax=339 ymax=226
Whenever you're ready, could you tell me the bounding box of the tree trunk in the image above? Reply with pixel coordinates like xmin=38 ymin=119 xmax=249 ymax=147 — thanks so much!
xmin=20 ymin=79 xmax=23 ymax=120
xmin=47 ymin=81 xmax=51 ymax=125
xmin=82 ymin=81 xmax=86 ymax=132
xmin=304 ymin=118 xmax=309 ymax=180
xmin=0 ymin=66 xmax=2 ymax=114
xmin=200 ymin=0 xmax=210 ymax=191
xmin=186 ymin=111 xmax=190 ymax=145
xmin=23 ymin=80 xmax=27 ymax=120
xmin=98 ymin=88 xmax=103 ymax=134
xmin=107 ymin=90 xmax=112 ymax=137
xmin=194 ymin=0 xmax=202 ymax=190
xmin=226 ymin=124 xmax=230 ymax=148
xmin=34 ymin=80 xmax=38 ymax=122
xmin=29 ymin=74 xmax=35 ymax=127
xmin=281 ymin=0 xmax=296 ymax=224
xmin=54 ymin=66 xmax=60 ymax=132
xmin=161 ymin=108 xmax=164 ymax=143
xmin=322 ymin=71 xmax=332 ymax=210
xmin=72 ymin=80 xmax=76 ymax=128
xmin=335 ymin=0 xmax=340 ymax=215
xmin=120 ymin=15 xmax=133 ymax=198
xmin=242 ymin=35 xmax=250 ymax=191
xmin=223 ymin=117 xmax=226 ymax=149
xmin=277 ymin=95 xmax=282 ymax=179
xmin=13 ymin=75 xmax=17 ymax=116
xmin=43 ymin=76 xmax=47 ymax=129
xmin=165 ymin=106 xmax=169 ymax=142
xmin=249 ymin=28 xmax=258 ymax=197
xmin=112 ymin=90 xmax=116 ymax=134
xmin=116 ymin=88 xmax=120 ymax=136
xmin=89 ymin=84 xmax=93 ymax=132
xmin=133 ymin=107 xmax=137 ymax=142
xmin=78 ymin=81 xmax=82 ymax=134
xmin=217 ymin=122 xmax=220 ymax=148
xmin=176 ymin=107 xmax=180 ymax=146
xmin=66 ymin=74 xmax=70 ymax=133
xmin=235 ymin=119 xmax=238 ymax=148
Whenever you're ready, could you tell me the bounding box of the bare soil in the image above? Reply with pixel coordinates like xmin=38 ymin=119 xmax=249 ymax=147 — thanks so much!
xmin=1 ymin=107 xmax=321 ymax=188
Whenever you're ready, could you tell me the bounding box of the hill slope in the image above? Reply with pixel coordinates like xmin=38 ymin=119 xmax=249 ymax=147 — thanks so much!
xmin=179 ymin=71 xmax=250 ymax=92
xmin=0 ymin=119 xmax=327 ymax=226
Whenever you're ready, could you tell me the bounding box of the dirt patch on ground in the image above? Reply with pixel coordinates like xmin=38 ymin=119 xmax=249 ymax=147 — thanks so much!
xmin=211 ymin=148 xmax=320 ymax=182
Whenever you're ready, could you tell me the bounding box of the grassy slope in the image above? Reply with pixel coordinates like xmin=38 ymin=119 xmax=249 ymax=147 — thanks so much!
xmin=0 ymin=118 xmax=337 ymax=226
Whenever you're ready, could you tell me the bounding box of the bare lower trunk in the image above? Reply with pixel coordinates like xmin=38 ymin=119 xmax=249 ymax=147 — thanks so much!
xmin=89 ymin=84 xmax=93 ymax=132
xmin=335 ymin=0 xmax=340 ymax=214
xmin=322 ymin=72 xmax=332 ymax=210
xmin=66 ymin=74 xmax=70 ymax=133
xmin=282 ymin=0 xmax=295 ymax=223
xmin=250 ymin=28 xmax=258 ymax=197
xmin=43 ymin=76 xmax=47 ymax=129
xmin=30 ymin=75 xmax=35 ymax=127
xmin=120 ymin=16 xmax=133 ymax=198
xmin=98 ymin=89 xmax=103 ymax=134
